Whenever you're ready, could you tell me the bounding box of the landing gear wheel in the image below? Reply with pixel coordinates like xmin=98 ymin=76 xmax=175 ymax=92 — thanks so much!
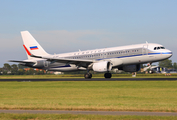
xmin=84 ymin=73 xmax=92 ymax=79
xmin=104 ymin=73 xmax=112 ymax=78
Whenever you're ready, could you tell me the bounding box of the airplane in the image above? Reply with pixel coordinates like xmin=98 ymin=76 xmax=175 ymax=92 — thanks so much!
xmin=9 ymin=31 xmax=172 ymax=79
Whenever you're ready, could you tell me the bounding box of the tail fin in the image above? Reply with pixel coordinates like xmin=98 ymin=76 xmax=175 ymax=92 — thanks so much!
xmin=21 ymin=31 xmax=49 ymax=59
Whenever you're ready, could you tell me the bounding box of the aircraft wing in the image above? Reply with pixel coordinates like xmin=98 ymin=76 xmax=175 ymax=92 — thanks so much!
xmin=30 ymin=54 xmax=93 ymax=67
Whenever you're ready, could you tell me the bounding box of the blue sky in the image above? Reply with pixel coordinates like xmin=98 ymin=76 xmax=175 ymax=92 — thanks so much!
xmin=0 ymin=0 xmax=177 ymax=67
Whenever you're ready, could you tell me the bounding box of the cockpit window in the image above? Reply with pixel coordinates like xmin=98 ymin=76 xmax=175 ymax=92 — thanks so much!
xmin=154 ymin=46 xmax=165 ymax=50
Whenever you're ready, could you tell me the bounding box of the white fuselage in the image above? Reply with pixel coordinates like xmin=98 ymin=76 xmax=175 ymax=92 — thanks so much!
xmin=37 ymin=43 xmax=172 ymax=71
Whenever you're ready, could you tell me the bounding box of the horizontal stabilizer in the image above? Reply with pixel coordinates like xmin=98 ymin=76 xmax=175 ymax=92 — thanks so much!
xmin=8 ymin=60 xmax=35 ymax=64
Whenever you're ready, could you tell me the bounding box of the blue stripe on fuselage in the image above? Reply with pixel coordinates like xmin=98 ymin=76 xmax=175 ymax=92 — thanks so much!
xmin=96 ymin=52 xmax=172 ymax=61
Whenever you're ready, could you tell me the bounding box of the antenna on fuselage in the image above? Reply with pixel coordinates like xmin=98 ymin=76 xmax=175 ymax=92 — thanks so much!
xmin=146 ymin=41 xmax=148 ymax=44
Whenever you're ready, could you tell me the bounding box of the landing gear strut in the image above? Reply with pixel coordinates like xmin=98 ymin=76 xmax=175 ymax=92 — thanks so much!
xmin=84 ymin=73 xmax=92 ymax=79
xmin=147 ymin=63 xmax=153 ymax=74
xmin=104 ymin=73 xmax=112 ymax=78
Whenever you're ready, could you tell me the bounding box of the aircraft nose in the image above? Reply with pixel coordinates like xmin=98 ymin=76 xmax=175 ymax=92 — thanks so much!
xmin=169 ymin=51 xmax=172 ymax=57
xmin=165 ymin=49 xmax=172 ymax=58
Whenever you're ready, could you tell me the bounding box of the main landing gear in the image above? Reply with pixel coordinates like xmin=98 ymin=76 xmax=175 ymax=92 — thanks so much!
xmin=84 ymin=72 xmax=112 ymax=79
xmin=104 ymin=72 xmax=112 ymax=78
xmin=84 ymin=73 xmax=92 ymax=79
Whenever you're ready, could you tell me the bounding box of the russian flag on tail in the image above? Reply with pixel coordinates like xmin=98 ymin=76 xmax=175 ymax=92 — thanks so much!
xmin=30 ymin=46 xmax=38 ymax=50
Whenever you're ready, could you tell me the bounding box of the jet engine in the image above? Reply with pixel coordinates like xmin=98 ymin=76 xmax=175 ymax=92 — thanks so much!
xmin=32 ymin=60 xmax=50 ymax=68
xmin=118 ymin=64 xmax=140 ymax=72
xmin=92 ymin=61 xmax=112 ymax=72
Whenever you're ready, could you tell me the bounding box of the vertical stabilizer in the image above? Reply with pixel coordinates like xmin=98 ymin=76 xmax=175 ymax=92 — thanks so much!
xmin=21 ymin=31 xmax=49 ymax=59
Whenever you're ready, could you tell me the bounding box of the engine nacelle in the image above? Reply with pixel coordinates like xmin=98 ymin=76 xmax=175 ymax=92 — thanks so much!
xmin=92 ymin=61 xmax=112 ymax=72
xmin=118 ymin=64 xmax=140 ymax=72
xmin=33 ymin=60 xmax=50 ymax=68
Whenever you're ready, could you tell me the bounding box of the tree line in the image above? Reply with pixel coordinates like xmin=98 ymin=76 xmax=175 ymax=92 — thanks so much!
xmin=0 ymin=63 xmax=46 ymax=75
xmin=158 ymin=59 xmax=177 ymax=69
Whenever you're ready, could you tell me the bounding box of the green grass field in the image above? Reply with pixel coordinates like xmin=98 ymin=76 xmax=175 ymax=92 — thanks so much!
xmin=0 ymin=81 xmax=177 ymax=112
xmin=0 ymin=113 xmax=177 ymax=120
xmin=0 ymin=73 xmax=177 ymax=79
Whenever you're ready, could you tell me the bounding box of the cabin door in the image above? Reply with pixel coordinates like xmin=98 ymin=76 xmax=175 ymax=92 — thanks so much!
xmin=143 ymin=45 xmax=148 ymax=55
xmin=102 ymin=49 xmax=107 ymax=58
